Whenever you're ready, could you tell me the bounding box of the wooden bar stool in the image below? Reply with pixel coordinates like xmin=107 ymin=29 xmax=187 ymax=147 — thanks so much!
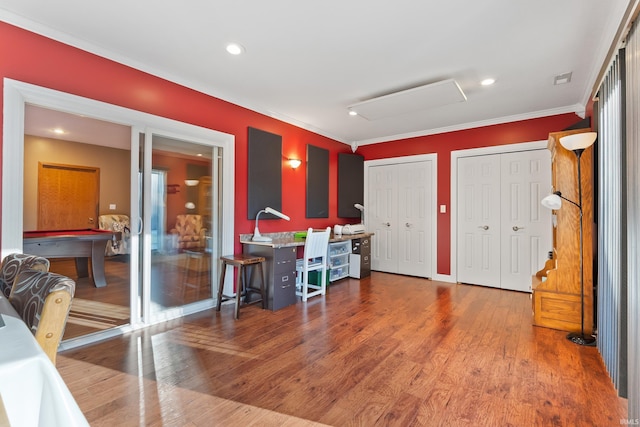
xmin=216 ymin=254 xmax=266 ymax=319
xmin=181 ymin=250 xmax=210 ymax=301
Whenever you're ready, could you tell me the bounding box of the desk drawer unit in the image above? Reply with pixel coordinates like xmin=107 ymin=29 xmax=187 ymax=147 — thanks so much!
xmin=349 ymin=237 xmax=371 ymax=279
xmin=243 ymin=245 xmax=297 ymax=311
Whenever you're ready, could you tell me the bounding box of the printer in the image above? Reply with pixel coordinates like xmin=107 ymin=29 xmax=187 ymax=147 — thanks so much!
xmin=340 ymin=223 xmax=366 ymax=235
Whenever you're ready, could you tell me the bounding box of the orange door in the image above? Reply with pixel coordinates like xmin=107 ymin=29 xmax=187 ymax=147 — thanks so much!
xmin=37 ymin=162 xmax=99 ymax=230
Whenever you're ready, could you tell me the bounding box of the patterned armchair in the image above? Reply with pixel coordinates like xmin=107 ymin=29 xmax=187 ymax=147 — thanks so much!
xmin=9 ymin=270 xmax=76 ymax=365
xmin=98 ymin=214 xmax=130 ymax=256
xmin=170 ymin=214 xmax=207 ymax=250
xmin=0 ymin=253 xmax=50 ymax=298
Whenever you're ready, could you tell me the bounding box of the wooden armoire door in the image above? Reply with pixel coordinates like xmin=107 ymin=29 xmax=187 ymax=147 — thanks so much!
xmin=37 ymin=162 xmax=99 ymax=230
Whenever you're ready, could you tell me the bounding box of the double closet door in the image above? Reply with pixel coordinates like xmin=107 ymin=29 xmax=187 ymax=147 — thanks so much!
xmin=457 ymin=150 xmax=551 ymax=292
xmin=368 ymin=157 xmax=435 ymax=278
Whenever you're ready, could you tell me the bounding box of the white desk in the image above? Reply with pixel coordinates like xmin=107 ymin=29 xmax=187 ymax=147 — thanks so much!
xmin=0 ymin=295 xmax=88 ymax=427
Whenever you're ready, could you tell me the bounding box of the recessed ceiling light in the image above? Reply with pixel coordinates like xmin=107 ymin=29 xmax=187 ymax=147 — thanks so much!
xmin=53 ymin=128 xmax=65 ymax=134
xmin=481 ymin=78 xmax=495 ymax=86
xmin=226 ymin=43 xmax=245 ymax=55
xmin=348 ymin=110 xmax=358 ymax=116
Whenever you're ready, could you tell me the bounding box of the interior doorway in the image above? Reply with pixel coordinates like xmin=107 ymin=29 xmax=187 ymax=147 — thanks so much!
xmin=364 ymin=154 xmax=437 ymax=279
xmin=37 ymin=162 xmax=100 ymax=230
xmin=451 ymin=141 xmax=552 ymax=292
xmin=3 ymin=79 xmax=236 ymax=350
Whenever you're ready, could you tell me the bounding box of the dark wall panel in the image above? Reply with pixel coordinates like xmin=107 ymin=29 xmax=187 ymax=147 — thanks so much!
xmin=306 ymin=144 xmax=329 ymax=218
xmin=248 ymin=127 xmax=282 ymax=219
xmin=338 ymin=153 xmax=364 ymax=218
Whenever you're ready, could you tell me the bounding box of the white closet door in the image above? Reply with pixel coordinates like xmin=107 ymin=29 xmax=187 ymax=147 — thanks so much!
xmin=369 ymin=164 xmax=398 ymax=273
xmin=499 ymin=150 xmax=552 ymax=292
xmin=457 ymin=154 xmax=502 ymax=287
xmin=398 ymin=161 xmax=433 ymax=278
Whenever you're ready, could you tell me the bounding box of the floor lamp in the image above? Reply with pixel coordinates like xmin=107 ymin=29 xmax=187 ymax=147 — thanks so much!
xmin=541 ymin=131 xmax=597 ymax=346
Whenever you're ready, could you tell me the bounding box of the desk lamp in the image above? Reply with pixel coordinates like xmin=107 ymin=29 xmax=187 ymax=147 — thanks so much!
xmin=252 ymin=207 xmax=290 ymax=242
xmin=354 ymin=203 xmax=364 ymax=224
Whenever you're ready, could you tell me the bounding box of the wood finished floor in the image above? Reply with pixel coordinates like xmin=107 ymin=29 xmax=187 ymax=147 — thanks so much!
xmin=56 ymin=273 xmax=628 ymax=426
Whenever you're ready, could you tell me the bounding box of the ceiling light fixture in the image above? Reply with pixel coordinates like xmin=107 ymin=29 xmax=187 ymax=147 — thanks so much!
xmin=53 ymin=128 xmax=65 ymax=134
xmin=348 ymin=110 xmax=358 ymax=116
xmin=481 ymin=78 xmax=495 ymax=86
xmin=226 ymin=43 xmax=245 ymax=55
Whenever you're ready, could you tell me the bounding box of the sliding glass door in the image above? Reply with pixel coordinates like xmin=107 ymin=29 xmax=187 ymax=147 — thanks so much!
xmin=4 ymin=79 xmax=235 ymax=349
xmin=138 ymin=130 xmax=224 ymax=322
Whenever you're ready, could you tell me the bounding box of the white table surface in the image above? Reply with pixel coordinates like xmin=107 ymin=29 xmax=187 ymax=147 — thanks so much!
xmin=0 ymin=295 xmax=89 ymax=427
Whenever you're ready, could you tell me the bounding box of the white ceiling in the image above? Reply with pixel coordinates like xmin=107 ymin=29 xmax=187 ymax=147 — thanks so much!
xmin=1 ymin=1 xmax=633 ymax=146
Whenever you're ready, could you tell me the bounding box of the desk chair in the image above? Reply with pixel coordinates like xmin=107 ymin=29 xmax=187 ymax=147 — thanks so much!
xmin=0 ymin=253 xmax=50 ymax=298
xmin=9 ymin=270 xmax=76 ymax=365
xmin=296 ymin=227 xmax=331 ymax=302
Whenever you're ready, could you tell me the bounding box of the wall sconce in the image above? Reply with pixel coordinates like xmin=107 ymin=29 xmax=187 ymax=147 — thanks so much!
xmin=185 ymin=179 xmax=200 ymax=186
xmin=185 ymin=202 xmax=196 ymax=209
xmin=288 ymin=158 xmax=302 ymax=169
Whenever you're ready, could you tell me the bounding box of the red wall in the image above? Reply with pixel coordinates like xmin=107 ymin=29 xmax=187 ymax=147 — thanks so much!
xmin=357 ymin=115 xmax=581 ymax=275
xmin=0 ymin=21 xmax=583 ymax=274
xmin=0 ymin=22 xmax=353 ymax=257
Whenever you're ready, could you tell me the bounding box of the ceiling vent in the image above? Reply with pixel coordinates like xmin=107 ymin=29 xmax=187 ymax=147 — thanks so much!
xmin=348 ymin=79 xmax=467 ymax=121
xmin=554 ymin=72 xmax=572 ymax=85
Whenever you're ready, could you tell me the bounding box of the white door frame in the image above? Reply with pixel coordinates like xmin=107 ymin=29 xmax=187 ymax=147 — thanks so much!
xmin=450 ymin=140 xmax=548 ymax=284
xmin=364 ymin=153 xmax=438 ymax=279
xmin=2 ymin=78 xmax=236 ymax=349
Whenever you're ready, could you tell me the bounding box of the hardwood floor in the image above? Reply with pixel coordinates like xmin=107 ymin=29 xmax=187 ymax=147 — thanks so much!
xmin=51 ymin=253 xmax=211 ymax=339
xmin=56 ymin=273 xmax=628 ymax=426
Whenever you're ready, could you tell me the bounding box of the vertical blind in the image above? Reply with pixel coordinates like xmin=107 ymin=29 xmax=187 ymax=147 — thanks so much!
xmin=597 ymin=49 xmax=627 ymax=398
xmin=625 ymin=18 xmax=640 ymax=420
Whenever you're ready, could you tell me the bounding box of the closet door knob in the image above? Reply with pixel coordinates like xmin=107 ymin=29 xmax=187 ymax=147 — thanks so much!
xmin=512 ymin=226 xmax=525 ymax=232
xmin=478 ymin=225 xmax=489 ymax=231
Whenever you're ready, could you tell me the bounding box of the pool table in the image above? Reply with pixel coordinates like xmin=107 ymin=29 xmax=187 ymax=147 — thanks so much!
xmin=23 ymin=229 xmax=119 ymax=288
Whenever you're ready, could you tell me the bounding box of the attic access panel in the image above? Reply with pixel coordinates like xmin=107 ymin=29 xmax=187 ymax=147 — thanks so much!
xmin=348 ymin=79 xmax=467 ymax=121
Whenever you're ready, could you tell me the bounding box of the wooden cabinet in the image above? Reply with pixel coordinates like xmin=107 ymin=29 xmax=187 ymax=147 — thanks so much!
xmin=532 ymin=128 xmax=594 ymax=334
